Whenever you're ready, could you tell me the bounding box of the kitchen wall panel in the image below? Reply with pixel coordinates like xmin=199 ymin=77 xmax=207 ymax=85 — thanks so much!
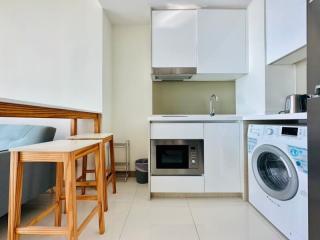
xmin=153 ymin=81 xmax=235 ymax=114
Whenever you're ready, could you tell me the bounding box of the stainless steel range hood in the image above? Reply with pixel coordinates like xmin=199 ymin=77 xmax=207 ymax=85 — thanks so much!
xmin=152 ymin=67 xmax=197 ymax=81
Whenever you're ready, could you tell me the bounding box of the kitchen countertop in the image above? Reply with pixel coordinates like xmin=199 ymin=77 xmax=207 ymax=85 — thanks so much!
xmin=243 ymin=112 xmax=307 ymax=120
xmin=148 ymin=114 xmax=242 ymax=122
xmin=148 ymin=113 xmax=307 ymax=122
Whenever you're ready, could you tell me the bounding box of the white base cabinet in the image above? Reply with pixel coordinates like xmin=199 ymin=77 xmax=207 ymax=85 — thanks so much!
xmin=149 ymin=121 xmax=242 ymax=194
xmin=204 ymin=123 xmax=241 ymax=192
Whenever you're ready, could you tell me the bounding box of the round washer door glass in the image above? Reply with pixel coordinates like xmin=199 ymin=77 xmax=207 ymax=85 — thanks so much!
xmin=252 ymin=144 xmax=298 ymax=201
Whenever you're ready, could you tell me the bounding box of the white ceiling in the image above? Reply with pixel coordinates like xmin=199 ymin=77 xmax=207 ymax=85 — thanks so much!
xmin=99 ymin=0 xmax=252 ymax=25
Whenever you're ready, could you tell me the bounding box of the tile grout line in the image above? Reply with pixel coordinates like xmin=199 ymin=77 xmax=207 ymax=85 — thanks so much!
xmin=186 ymin=198 xmax=201 ymax=240
xmin=118 ymin=183 xmax=139 ymax=240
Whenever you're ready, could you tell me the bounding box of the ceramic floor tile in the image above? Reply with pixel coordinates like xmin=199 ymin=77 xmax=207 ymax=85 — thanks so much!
xmin=189 ymin=202 xmax=251 ymax=225
xmin=149 ymin=206 xmax=194 ymax=225
xmin=120 ymin=223 xmax=151 ymax=240
xmin=194 ymin=203 xmax=287 ymax=240
xmin=0 ymin=178 xmax=287 ymax=240
xmin=187 ymin=197 xmax=247 ymax=208
xmin=150 ymin=224 xmax=199 ymax=240
xmin=133 ymin=196 xmax=189 ymax=208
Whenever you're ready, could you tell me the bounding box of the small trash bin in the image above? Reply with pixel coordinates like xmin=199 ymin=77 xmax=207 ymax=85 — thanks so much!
xmin=135 ymin=159 xmax=148 ymax=184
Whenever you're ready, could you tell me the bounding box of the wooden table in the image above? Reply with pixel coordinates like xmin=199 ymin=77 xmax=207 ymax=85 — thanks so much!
xmin=7 ymin=140 xmax=105 ymax=240
xmin=69 ymin=133 xmax=116 ymax=211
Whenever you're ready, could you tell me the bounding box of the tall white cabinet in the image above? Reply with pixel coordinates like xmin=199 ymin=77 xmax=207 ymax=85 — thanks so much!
xmin=197 ymin=9 xmax=247 ymax=74
xmin=204 ymin=123 xmax=241 ymax=192
xmin=266 ymin=0 xmax=306 ymax=64
xmin=152 ymin=10 xmax=197 ymax=68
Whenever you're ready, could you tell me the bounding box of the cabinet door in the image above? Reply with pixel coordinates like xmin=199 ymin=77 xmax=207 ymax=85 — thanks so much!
xmin=197 ymin=9 xmax=247 ymax=74
xmin=152 ymin=10 xmax=197 ymax=68
xmin=204 ymin=123 xmax=241 ymax=192
xmin=266 ymin=0 xmax=306 ymax=64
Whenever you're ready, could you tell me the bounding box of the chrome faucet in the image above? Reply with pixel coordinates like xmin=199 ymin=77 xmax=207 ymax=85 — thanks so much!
xmin=209 ymin=94 xmax=218 ymax=116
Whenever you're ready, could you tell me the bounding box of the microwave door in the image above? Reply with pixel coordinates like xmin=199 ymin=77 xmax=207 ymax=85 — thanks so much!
xmin=156 ymin=145 xmax=189 ymax=170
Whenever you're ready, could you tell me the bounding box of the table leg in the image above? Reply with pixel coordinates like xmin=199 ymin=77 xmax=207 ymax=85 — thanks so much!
xmin=100 ymin=143 xmax=108 ymax=212
xmin=81 ymin=155 xmax=88 ymax=195
xmin=95 ymin=149 xmax=105 ymax=234
xmin=110 ymin=138 xmax=117 ymax=194
xmin=64 ymin=154 xmax=78 ymax=240
xmin=54 ymin=162 xmax=63 ymax=226
xmin=7 ymin=152 xmax=24 ymax=240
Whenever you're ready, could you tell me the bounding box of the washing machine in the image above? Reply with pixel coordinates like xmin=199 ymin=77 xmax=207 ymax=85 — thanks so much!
xmin=248 ymin=124 xmax=308 ymax=240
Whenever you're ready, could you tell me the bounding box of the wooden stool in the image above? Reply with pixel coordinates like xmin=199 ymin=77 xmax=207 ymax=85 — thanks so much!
xmin=69 ymin=133 xmax=116 ymax=212
xmin=7 ymin=140 xmax=105 ymax=240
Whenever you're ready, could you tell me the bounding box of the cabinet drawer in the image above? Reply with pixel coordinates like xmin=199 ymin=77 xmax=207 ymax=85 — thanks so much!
xmin=150 ymin=123 xmax=204 ymax=139
xmin=151 ymin=176 xmax=204 ymax=193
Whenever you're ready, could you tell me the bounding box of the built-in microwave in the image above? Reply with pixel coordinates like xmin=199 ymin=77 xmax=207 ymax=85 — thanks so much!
xmin=151 ymin=139 xmax=204 ymax=176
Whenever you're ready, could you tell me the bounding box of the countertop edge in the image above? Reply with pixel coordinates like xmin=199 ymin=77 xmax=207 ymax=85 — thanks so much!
xmin=148 ymin=113 xmax=307 ymax=122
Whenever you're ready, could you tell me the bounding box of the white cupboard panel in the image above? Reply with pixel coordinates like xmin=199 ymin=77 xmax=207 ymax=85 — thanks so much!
xmin=151 ymin=176 xmax=204 ymax=193
xmin=152 ymin=10 xmax=197 ymax=68
xmin=204 ymin=123 xmax=241 ymax=192
xmin=266 ymin=0 xmax=306 ymax=64
xmin=150 ymin=123 xmax=204 ymax=139
xmin=197 ymin=9 xmax=247 ymax=74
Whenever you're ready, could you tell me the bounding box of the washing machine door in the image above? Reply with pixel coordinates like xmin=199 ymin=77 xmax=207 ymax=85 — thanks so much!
xmin=252 ymin=144 xmax=299 ymax=201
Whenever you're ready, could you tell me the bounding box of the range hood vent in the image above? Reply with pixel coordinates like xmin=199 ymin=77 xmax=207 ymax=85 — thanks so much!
xmin=152 ymin=67 xmax=197 ymax=81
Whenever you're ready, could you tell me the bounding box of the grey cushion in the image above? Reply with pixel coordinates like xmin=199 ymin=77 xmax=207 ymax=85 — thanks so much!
xmin=0 ymin=124 xmax=56 ymax=217
xmin=0 ymin=125 xmax=55 ymax=151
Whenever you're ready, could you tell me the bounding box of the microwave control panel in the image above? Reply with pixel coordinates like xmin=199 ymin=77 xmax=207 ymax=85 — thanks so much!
xmin=189 ymin=146 xmax=199 ymax=169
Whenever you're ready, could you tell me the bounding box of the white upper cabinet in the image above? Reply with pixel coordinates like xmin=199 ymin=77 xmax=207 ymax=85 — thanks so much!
xmin=266 ymin=0 xmax=306 ymax=64
xmin=197 ymin=9 xmax=248 ymax=74
xmin=152 ymin=10 xmax=197 ymax=68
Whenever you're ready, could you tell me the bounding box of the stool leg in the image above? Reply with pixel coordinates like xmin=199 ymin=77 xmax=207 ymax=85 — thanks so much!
xmin=110 ymin=138 xmax=117 ymax=194
xmin=95 ymin=149 xmax=105 ymax=234
xmin=54 ymin=162 xmax=63 ymax=226
xmin=100 ymin=143 xmax=108 ymax=212
xmin=81 ymin=155 xmax=88 ymax=195
xmin=64 ymin=154 xmax=78 ymax=240
xmin=7 ymin=152 xmax=23 ymax=240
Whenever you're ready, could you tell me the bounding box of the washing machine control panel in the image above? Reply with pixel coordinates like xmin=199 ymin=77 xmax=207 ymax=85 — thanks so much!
xmin=248 ymin=125 xmax=264 ymax=137
xmin=248 ymin=125 xmax=307 ymax=139
xmin=266 ymin=128 xmax=274 ymax=135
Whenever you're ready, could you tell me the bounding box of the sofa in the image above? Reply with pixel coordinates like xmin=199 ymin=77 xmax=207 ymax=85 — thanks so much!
xmin=0 ymin=124 xmax=56 ymax=217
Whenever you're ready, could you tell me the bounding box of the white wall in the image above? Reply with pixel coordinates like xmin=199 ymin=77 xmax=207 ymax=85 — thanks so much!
xmin=112 ymin=25 xmax=152 ymax=170
xmin=236 ymin=0 xmax=266 ymax=114
xmin=0 ymin=0 xmax=109 ymax=164
xmin=102 ymin=12 xmax=113 ymax=131
xmin=0 ymin=0 xmax=103 ymax=112
xmin=265 ymin=65 xmax=295 ymax=113
xmin=295 ymin=60 xmax=307 ymax=94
